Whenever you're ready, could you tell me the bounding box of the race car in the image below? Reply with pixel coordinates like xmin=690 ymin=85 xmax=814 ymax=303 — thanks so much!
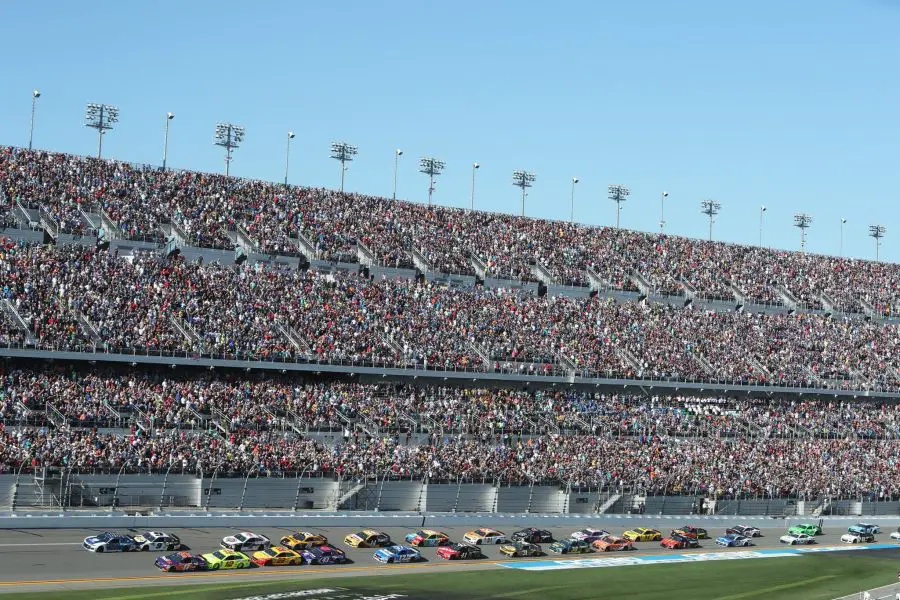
xmin=251 ymin=546 xmax=304 ymax=566
xmin=500 ymin=541 xmax=542 ymax=557
xmin=511 ymin=527 xmax=553 ymax=543
xmin=891 ymin=530 xmax=900 ymax=541
xmin=279 ymin=531 xmax=328 ymax=551
xmin=302 ymin=545 xmax=348 ymax=565
xmin=463 ymin=528 xmax=506 ymax=545
xmin=787 ymin=524 xmax=822 ymax=536
xmin=715 ymin=534 xmax=752 ymax=548
xmin=726 ymin=525 xmax=762 ymax=538
xmin=404 ymin=530 xmax=450 ymax=547
xmin=660 ymin=534 xmax=701 ymax=550
xmin=548 ymin=538 xmax=592 ymax=554
xmin=571 ymin=528 xmax=609 ymax=543
xmin=436 ymin=542 xmax=485 ymax=560
xmin=83 ymin=532 xmax=137 ymax=553
xmin=201 ymin=549 xmax=252 ymax=570
xmin=622 ymin=528 xmax=662 ymax=542
xmin=133 ymin=531 xmax=183 ymax=552
xmin=373 ymin=545 xmax=422 ymax=563
xmin=344 ymin=529 xmax=391 ymax=548
xmin=848 ymin=523 xmax=880 ymax=535
xmin=672 ymin=525 xmax=709 ymax=540
xmin=155 ymin=551 xmax=208 ymax=572
xmin=592 ymin=535 xmax=634 ymax=552
xmin=841 ymin=532 xmax=875 ymax=544
xmin=779 ymin=533 xmax=815 ymax=545
xmin=220 ymin=531 xmax=271 ymax=552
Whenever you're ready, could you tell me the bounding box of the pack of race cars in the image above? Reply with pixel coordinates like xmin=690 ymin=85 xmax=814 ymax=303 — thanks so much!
xmin=81 ymin=521 xmax=899 ymax=572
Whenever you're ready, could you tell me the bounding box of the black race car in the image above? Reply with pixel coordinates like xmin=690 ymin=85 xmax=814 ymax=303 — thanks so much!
xmin=511 ymin=527 xmax=553 ymax=543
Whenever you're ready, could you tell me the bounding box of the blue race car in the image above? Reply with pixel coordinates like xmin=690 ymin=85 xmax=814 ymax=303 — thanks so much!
xmin=373 ymin=545 xmax=422 ymax=563
xmin=83 ymin=532 xmax=137 ymax=553
xmin=301 ymin=545 xmax=347 ymax=565
xmin=848 ymin=523 xmax=880 ymax=535
xmin=715 ymin=534 xmax=752 ymax=547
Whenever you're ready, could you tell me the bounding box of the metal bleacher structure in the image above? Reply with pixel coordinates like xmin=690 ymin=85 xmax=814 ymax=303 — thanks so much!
xmin=3 ymin=153 xmax=900 ymax=516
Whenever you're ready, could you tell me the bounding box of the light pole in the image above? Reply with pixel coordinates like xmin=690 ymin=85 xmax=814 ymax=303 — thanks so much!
xmin=162 ymin=112 xmax=174 ymax=170
xmin=284 ymin=131 xmax=295 ymax=185
xmin=84 ymin=103 xmax=119 ymax=159
xmin=869 ymin=224 xmax=886 ymax=260
xmin=793 ymin=213 xmax=812 ymax=252
xmin=392 ymin=149 xmax=403 ymax=200
xmin=419 ymin=157 xmax=445 ymax=206
xmin=28 ymin=90 xmax=40 ymax=151
xmin=608 ymin=184 xmax=630 ymax=228
xmin=512 ymin=170 xmax=536 ymax=217
xmin=570 ymin=177 xmax=579 ymax=222
xmin=213 ymin=123 xmax=245 ymax=176
xmin=660 ymin=191 xmax=669 ymax=233
xmin=700 ymin=199 xmax=721 ymax=241
xmin=840 ymin=218 xmax=847 ymax=256
xmin=330 ymin=142 xmax=358 ymax=193
xmin=470 ymin=162 xmax=479 ymax=210
xmin=759 ymin=206 xmax=766 ymax=246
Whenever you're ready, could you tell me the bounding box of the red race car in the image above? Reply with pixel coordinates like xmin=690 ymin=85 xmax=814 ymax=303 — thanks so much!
xmin=660 ymin=535 xmax=701 ymax=550
xmin=436 ymin=543 xmax=485 ymax=560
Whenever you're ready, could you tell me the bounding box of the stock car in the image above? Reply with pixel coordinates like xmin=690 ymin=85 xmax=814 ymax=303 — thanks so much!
xmin=344 ymin=530 xmax=392 ymax=548
xmin=279 ymin=531 xmax=328 ymax=551
xmin=548 ymin=538 xmax=592 ymax=554
xmin=779 ymin=533 xmax=816 ymax=545
xmin=201 ymin=549 xmax=252 ymax=570
xmin=302 ymin=545 xmax=348 ymax=565
xmin=660 ymin=534 xmax=701 ymax=550
xmin=891 ymin=530 xmax=900 ymax=541
xmin=373 ymin=545 xmax=422 ymax=563
xmin=715 ymin=534 xmax=753 ymax=548
xmin=251 ymin=546 xmax=304 ymax=566
xmin=787 ymin=524 xmax=822 ymax=537
xmin=726 ymin=525 xmax=762 ymax=538
xmin=841 ymin=532 xmax=875 ymax=544
xmin=133 ymin=531 xmax=183 ymax=552
xmin=672 ymin=525 xmax=709 ymax=540
xmin=622 ymin=528 xmax=663 ymax=542
xmin=592 ymin=535 xmax=635 ymax=552
xmin=571 ymin=528 xmax=609 ymax=543
xmin=500 ymin=541 xmax=543 ymax=557
xmin=436 ymin=542 xmax=485 ymax=561
xmin=221 ymin=532 xmax=271 ymax=552
xmin=83 ymin=532 xmax=137 ymax=552
xmin=848 ymin=523 xmax=881 ymax=535
xmin=404 ymin=530 xmax=450 ymax=547
xmin=154 ymin=551 xmax=208 ymax=572
xmin=463 ymin=528 xmax=506 ymax=545
xmin=511 ymin=527 xmax=553 ymax=543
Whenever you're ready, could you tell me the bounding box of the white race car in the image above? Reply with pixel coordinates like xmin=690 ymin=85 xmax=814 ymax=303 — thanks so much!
xmin=570 ymin=528 xmax=609 ymax=542
xmin=221 ymin=531 xmax=270 ymax=552
xmin=779 ymin=533 xmax=815 ymax=545
xmin=133 ymin=531 xmax=183 ymax=552
xmin=841 ymin=532 xmax=874 ymax=544
xmin=889 ymin=531 xmax=900 ymax=541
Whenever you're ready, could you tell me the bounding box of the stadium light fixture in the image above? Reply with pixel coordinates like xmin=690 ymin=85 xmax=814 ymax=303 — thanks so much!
xmin=793 ymin=213 xmax=813 ymax=252
xmin=471 ymin=162 xmax=480 ymax=210
xmin=393 ymin=149 xmax=403 ymax=200
xmin=660 ymin=191 xmax=669 ymax=233
xmin=513 ymin=170 xmax=536 ymax=217
xmin=29 ymin=90 xmax=40 ymax=151
xmin=608 ymin=184 xmax=630 ymax=228
xmin=214 ymin=122 xmax=245 ymax=177
xmin=84 ymin=103 xmax=119 ymax=158
xmin=284 ymin=131 xmax=296 ymax=185
xmin=419 ymin=157 xmax=445 ymax=207
xmin=330 ymin=142 xmax=358 ymax=193
xmin=700 ymin=199 xmax=721 ymax=241
xmin=840 ymin=218 xmax=847 ymax=257
xmin=759 ymin=206 xmax=767 ymax=247
xmin=570 ymin=177 xmax=579 ymax=222
xmin=162 ymin=112 xmax=174 ymax=170
xmin=869 ymin=224 xmax=886 ymax=261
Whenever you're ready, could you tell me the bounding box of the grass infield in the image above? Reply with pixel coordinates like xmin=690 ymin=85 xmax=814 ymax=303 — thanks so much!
xmin=4 ymin=553 xmax=897 ymax=600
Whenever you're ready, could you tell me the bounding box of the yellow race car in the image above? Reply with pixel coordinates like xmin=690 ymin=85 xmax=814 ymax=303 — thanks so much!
xmin=463 ymin=528 xmax=506 ymax=545
xmin=622 ymin=527 xmax=662 ymax=542
xmin=280 ymin=531 xmax=328 ymax=551
xmin=343 ymin=529 xmax=392 ymax=548
xmin=251 ymin=546 xmax=303 ymax=566
xmin=200 ymin=549 xmax=251 ymax=570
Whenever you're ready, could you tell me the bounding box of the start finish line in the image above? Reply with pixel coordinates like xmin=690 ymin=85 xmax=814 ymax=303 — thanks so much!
xmin=498 ymin=544 xmax=898 ymax=571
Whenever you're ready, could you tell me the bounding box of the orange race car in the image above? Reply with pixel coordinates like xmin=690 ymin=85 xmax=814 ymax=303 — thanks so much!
xmin=592 ymin=535 xmax=635 ymax=552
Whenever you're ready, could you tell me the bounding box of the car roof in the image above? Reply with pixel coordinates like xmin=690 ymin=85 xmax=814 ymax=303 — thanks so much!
xmin=361 ymin=529 xmax=382 ymax=536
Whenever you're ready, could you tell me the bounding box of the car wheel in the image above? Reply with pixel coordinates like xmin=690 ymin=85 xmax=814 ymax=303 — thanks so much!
xmin=237 ymin=563 xmax=245 ymax=569
xmin=95 ymin=547 xmax=104 ymax=553
xmin=141 ymin=546 xmax=149 ymax=552
xmin=210 ymin=564 xmax=219 ymax=570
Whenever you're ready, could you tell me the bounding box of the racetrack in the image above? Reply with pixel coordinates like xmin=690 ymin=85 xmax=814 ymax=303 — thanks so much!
xmin=0 ymin=519 xmax=893 ymax=594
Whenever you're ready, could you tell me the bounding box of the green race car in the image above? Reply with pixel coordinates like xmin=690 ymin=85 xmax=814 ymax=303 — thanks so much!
xmin=787 ymin=523 xmax=822 ymax=536
xmin=201 ymin=549 xmax=252 ymax=570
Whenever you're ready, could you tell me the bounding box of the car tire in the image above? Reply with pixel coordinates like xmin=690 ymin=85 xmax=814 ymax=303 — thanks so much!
xmin=141 ymin=546 xmax=149 ymax=552
xmin=96 ymin=547 xmax=104 ymax=553
xmin=237 ymin=563 xmax=245 ymax=569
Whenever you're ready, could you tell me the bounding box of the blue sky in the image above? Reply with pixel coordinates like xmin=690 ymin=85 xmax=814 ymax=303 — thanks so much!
xmin=2 ymin=1 xmax=899 ymax=261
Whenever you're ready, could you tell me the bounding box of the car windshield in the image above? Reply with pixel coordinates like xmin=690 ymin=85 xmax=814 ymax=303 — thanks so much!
xmin=415 ymin=531 xmax=428 ymax=538
xmin=212 ymin=551 xmax=229 ymax=560
xmin=476 ymin=529 xmax=492 ymax=536
xmin=96 ymin=533 xmax=114 ymax=542
xmin=261 ymin=549 xmax=278 ymax=557
xmin=234 ymin=534 xmax=248 ymax=542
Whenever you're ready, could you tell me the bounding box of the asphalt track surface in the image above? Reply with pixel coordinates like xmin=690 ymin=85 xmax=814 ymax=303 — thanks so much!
xmin=0 ymin=521 xmax=893 ymax=594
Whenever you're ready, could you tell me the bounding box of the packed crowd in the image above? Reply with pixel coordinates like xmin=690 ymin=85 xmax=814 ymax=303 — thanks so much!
xmin=2 ymin=146 xmax=899 ymax=314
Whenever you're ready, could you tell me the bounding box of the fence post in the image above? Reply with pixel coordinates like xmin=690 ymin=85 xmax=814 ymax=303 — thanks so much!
xmin=292 ymin=465 xmax=311 ymax=512
xmin=159 ymin=462 xmax=175 ymax=510
xmin=239 ymin=469 xmax=256 ymax=511
xmin=204 ymin=467 xmax=219 ymax=511
xmin=376 ymin=467 xmax=392 ymax=512
xmin=453 ymin=476 xmax=463 ymax=513
xmin=110 ymin=461 xmax=129 ymax=511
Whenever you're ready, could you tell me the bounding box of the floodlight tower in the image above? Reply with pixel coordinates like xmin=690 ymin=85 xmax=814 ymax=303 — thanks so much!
xmin=570 ymin=177 xmax=579 ymax=222
xmin=470 ymin=162 xmax=480 ymax=210
xmin=840 ymin=218 xmax=847 ymax=256
xmin=29 ymin=90 xmax=40 ymax=151
xmin=869 ymin=224 xmax=886 ymax=260
xmin=660 ymin=191 xmax=669 ymax=233
xmin=284 ymin=131 xmax=295 ymax=185
xmin=759 ymin=206 xmax=767 ymax=247
xmin=608 ymin=184 xmax=630 ymax=228
xmin=512 ymin=170 xmax=536 ymax=217
xmin=793 ymin=213 xmax=813 ymax=252
xmin=419 ymin=157 xmax=445 ymax=206
xmin=84 ymin=103 xmax=119 ymax=158
xmin=392 ymin=149 xmax=403 ymax=200
xmin=330 ymin=142 xmax=358 ymax=193
xmin=213 ymin=123 xmax=245 ymax=176
xmin=700 ymin=199 xmax=721 ymax=241
xmin=162 ymin=112 xmax=174 ymax=170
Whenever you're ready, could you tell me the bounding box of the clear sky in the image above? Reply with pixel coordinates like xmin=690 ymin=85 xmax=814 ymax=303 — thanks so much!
xmin=2 ymin=1 xmax=898 ymax=262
